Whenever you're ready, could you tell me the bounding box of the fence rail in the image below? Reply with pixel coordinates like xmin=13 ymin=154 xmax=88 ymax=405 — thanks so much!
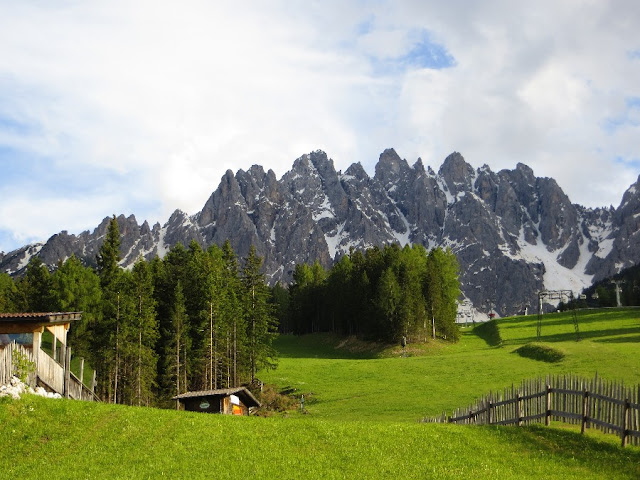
xmin=0 ymin=342 xmax=97 ymax=402
xmin=423 ymin=374 xmax=640 ymax=447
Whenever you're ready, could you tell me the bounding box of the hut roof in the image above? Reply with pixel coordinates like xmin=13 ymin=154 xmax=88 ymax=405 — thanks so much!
xmin=172 ymin=386 xmax=261 ymax=408
xmin=0 ymin=312 xmax=82 ymax=324
xmin=0 ymin=312 xmax=82 ymax=335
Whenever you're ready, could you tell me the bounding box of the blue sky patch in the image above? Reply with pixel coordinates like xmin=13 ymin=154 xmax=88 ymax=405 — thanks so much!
xmin=602 ymin=97 xmax=640 ymax=133
xmin=614 ymin=156 xmax=640 ymax=169
xmin=628 ymin=50 xmax=640 ymax=60
xmin=402 ymin=29 xmax=456 ymax=70
xmin=626 ymin=97 xmax=640 ymax=108
xmin=0 ymin=113 xmax=37 ymax=136
xmin=367 ymin=28 xmax=455 ymax=76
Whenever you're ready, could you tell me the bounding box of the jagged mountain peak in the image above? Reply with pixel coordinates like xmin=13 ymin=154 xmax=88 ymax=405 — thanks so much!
xmin=2 ymin=148 xmax=638 ymax=319
xmin=344 ymin=162 xmax=369 ymax=180
xmin=375 ymin=148 xmax=411 ymax=182
xmin=618 ymin=174 xmax=640 ymax=212
xmin=438 ymin=152 xmax=475 ymax=196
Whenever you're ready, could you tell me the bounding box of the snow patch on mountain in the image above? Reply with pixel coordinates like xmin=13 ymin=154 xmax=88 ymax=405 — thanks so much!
xmin=514 ymin=229 xmax=592 ymax=294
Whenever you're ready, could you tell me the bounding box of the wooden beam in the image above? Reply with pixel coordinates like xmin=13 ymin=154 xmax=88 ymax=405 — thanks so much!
xmin=0 ymin=324 xmax=45 ymax=334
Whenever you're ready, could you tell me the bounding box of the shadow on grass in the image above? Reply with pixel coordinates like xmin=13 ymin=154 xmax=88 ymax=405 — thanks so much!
xmin=486 ymin=424 xmax=640 ymax=478
xmin=512 ymin=326 xmax=640 ymax=345
xmin=274 ymin=334 xmax=386 ymax=359
xmin=473 ymin=320 xmax=502 ymax=347
xmin=500 ymin=308 xmax=640 ymax=328
xmin=592 ymin=334 xmax=640 ymax=344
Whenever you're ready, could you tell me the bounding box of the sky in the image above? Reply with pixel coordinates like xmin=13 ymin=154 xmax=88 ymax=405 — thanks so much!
xmin=1 ymin=0 xmax=640 ymax=254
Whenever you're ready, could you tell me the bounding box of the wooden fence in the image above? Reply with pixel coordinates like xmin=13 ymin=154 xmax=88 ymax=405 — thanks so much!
xmin=0 ymin=342 xmax=98 ymax=402
xmin=0 ymin=343 xmax=36 ymax=387
xmin=423 ymin=374 xmax=640 ymax=447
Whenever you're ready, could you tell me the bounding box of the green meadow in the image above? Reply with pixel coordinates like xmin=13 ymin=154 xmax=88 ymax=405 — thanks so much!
xmin=262 ymin=308 xmax=640 ymax=422
xmin=1 ymin=308 xmax=639 ymax=479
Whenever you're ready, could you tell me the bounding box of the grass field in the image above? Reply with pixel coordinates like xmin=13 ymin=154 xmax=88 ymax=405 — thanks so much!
xmin=1 ymin=307 xmax=639 ymax=479
xmin=262 ymin=308 xmax=640 ymax=422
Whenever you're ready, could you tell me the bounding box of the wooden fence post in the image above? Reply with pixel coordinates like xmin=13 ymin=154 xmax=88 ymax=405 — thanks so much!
xmin=79 ymin=358 xmax=85 ymax=387
xmin=64 ymin=346 xmax=71 ymax=399
xmin=621 ymin=399 xmax=629 ymax=447
xmin=486 ymin=401 xmax=492 ymax=425
xmin=581 ymin=389 xmax=589 ymax=435
xmin=545 ymin=385 xmax=551 ymax=426
xmin=516 ymin=394 xmax=522 ymax=426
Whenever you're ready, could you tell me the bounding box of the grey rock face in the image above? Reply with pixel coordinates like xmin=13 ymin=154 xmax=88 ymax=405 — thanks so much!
xmin=1 ymin=150 xmax=639 ymax=317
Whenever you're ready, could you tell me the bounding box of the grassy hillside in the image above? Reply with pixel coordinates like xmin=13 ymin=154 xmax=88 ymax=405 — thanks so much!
xmin=261 ymin=308 xmax=640 ymax=422
xmin=2 ymin=395 xmax=639 ymax=479
xmin=1 ymin=308 xmax=639 ymax=479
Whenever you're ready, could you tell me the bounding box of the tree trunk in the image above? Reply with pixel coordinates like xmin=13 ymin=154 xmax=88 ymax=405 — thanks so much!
xmin=233 ymin=319 xmax=237 ymax=387
xmin=209 ymin=301 xmax=214 ymax=390
xmin=114 ymin=293 xmax=120 ymax=404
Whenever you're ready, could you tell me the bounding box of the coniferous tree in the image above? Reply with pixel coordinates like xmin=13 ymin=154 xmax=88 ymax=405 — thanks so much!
xmin=95 ymin=215 xmax=124 ymax=402
xmin=51 ymin=255 xmax=102 ymax=359
xmin=271 ymin=282 xmax=291 ymax=334
xmin=20 ymin=256 xmax=56 ymax=312
xmin=0 ymin=273 xmax=17 ymax=313
xmin=376 ymin=266 xmax=402 ymax=342
xmin=221 ymin=240 xmax=244 ymax=387
xmin=289 ymin=263 xmax=314 ymax=334
xmin=242 ymin=245 xmax=278 ymax=384
xmin=165 ymin=280 xmax=189 ymax=406
xmin=425 ymin=247 xmax=460 ymax=341
xmin=201 ymin=245 xmax=225 ymax=389
xmin=128 ymin=258 xmax=158 ymax=406
xmin=327 ymin=255 xmax=353 ymax=334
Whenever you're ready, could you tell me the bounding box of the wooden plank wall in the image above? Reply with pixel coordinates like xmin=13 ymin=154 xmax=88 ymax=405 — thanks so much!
xmin=0 ymin=343 xmax=36 ymax=387
xmin=37 ymin=347 xmax=64 ymax=394
xmin=0 ymin=345 xmax=11 ymax=387
xmin=1 ymin=342 xmax=97 ymax=402
xmin=423 ymin=374 xmax=640 ymax=447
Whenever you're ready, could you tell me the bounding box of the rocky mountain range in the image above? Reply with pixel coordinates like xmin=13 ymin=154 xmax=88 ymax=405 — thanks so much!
xmin=2 ymin=149 xmax=639 ymax=318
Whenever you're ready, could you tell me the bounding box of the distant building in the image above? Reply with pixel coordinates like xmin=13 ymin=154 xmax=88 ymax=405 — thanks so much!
xmin=172 ymin=387 xmax=261 ymax=415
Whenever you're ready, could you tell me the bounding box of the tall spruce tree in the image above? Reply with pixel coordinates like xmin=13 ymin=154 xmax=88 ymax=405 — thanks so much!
xmin=95 ymin=215 xmax=124 ymax=402
xmin=20 ymin=256 xmax=56 ymax=312
xmin=165 ymin=280 xmax=189 ymax=406
xmin=242 ymin=245 xmax=278 ymax=384
xmin=0 ymin=273 xmax=17 ymax=313
xmin=51 ymin=255 xmax=102 ymax=359
xmin=425 ymin=247 xmax=461 ymax=341
xmin=129 ymin=258 xmax=158 ymax=406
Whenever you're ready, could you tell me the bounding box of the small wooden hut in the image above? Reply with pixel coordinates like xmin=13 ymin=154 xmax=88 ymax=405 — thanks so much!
xmin=173 ymin=387 xmax=261 ymax=415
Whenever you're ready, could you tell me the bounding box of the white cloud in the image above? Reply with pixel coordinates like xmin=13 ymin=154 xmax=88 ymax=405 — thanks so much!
xmin=1 ymin=0 xmax=639 ymax=252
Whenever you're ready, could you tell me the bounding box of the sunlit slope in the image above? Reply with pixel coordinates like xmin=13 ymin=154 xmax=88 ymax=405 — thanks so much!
xmin=1 ymin=395 xmax=639 ymax=480
xmin=260 ymin=308 xmax=640 ymax=422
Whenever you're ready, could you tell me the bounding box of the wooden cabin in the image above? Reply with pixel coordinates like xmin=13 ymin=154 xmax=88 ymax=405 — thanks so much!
xmin=173 ymin=387 xmax=261 ymax=415
xmin=0 ymin=312 xmax=97 ymax=400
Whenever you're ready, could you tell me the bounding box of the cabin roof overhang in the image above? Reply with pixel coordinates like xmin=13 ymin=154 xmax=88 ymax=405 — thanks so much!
xmin=0 ymin=312 xmax=82 ymax=334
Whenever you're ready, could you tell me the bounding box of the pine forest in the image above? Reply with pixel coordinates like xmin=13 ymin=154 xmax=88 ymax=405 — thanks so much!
xmin=0 ymin=216 xmax=461 ymax=407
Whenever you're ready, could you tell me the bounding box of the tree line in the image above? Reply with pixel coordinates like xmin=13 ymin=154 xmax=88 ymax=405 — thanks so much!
xmin=0 ymin=219 xmax=462 ymax=405
xmin=279 ymin=244 xmax=461 ymax=343
xmin=0 ymin=216 xmax=278 ymax=408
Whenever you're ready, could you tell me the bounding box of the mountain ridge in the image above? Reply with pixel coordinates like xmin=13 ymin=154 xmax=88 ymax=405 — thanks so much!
xmin=2 ymin=149 xmax=638 ymax=318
